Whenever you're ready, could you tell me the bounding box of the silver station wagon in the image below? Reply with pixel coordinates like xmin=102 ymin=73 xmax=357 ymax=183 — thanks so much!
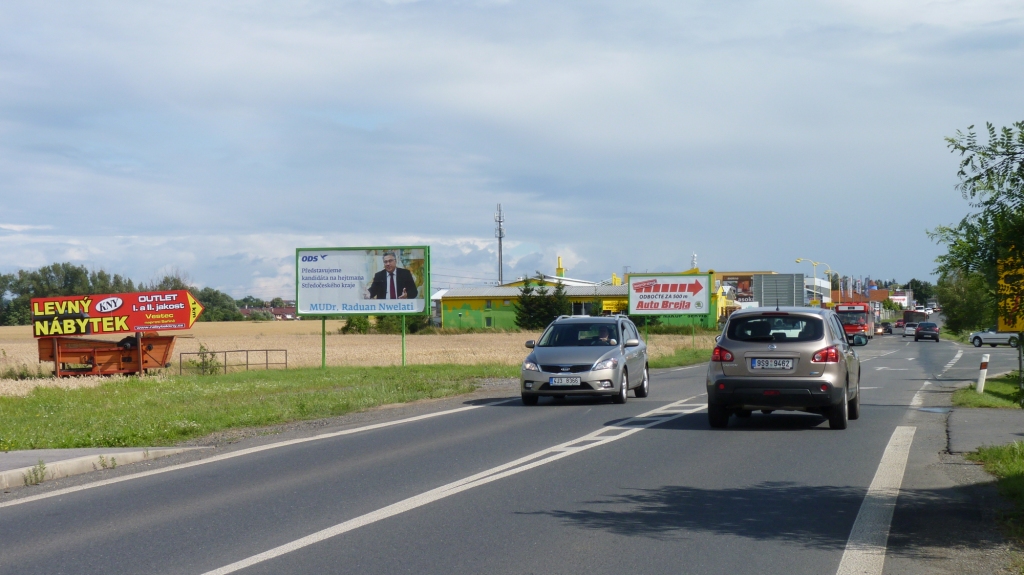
xmin=520 ymin=315 xmax=649 ymax=405
xmin=706 ymin=307 xmax=867 ymax=430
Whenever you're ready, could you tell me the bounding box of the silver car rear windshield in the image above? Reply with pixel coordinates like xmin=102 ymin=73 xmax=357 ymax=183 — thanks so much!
xmin=538 ymin=323 xmax=620 ymax=347
xmin=727 ymin=315 xmax=824 ymax=342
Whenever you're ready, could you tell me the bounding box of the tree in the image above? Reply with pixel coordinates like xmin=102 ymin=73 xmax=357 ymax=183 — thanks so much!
xmin=236 ymin=295 xmax=266 ymax=308
xmin=269 ymin=297 xmax=285 ymax=308
xmin=934 ymin=270 xmax=995 ymax=334
xmin=194 ymin=287 xmax=244 ymax=321
xmin=0 ymin=263 xmax=137 ymax=326
xmin=514 ymin=276 xmax=543 ymax=330
xmin=547 ymin=280 xmax=571 ymax=323
xmin=934 ymin=121 xmax=1024 ymax=393
xmin=905 ymin=278 xmax=935 ymax=302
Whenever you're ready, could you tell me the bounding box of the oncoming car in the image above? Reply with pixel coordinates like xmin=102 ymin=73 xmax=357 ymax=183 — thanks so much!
xmin=706 ymin=307 xmax=866 ymax=430
xmin=520 ymin=316 xmax=649 ymax=405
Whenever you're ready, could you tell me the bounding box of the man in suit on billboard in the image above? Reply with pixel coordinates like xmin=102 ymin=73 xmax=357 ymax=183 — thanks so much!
xmin=365 ymin=251 xmax=418 ymax=300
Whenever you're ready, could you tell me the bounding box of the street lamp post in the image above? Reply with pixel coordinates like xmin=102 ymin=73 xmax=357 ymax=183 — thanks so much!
xmin=795 ymin=258 xmax=820 ymax=306
xmin=820 ymin=264 xmax=837 ymax=306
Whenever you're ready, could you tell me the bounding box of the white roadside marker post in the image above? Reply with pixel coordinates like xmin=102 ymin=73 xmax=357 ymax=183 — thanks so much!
xmin=976 ymin=354 xmax=990 ymax=394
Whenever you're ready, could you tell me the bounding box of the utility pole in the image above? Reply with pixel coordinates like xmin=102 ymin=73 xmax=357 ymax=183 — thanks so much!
xmin=494 ymin=204 xmax=505 ymax=285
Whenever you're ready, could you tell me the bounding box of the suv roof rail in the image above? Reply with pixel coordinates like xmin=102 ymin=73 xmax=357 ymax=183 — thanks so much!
xmin=556 ymin=315 xmax=572 ymax=320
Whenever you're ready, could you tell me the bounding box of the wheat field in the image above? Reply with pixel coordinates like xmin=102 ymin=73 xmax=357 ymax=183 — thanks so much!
xmin=0 ymin=322 xmax=716 ymax=396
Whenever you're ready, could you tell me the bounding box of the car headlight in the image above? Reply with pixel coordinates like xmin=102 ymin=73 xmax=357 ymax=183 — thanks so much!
xmin=593 ymin=358 xmax=619 ymax=371
xmin=522 ymin=360 xmax=540 ymax=372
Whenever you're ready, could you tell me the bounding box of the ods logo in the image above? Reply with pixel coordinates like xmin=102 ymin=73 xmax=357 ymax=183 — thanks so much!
xmin=301 ymin=254 xmax=328 ymax=262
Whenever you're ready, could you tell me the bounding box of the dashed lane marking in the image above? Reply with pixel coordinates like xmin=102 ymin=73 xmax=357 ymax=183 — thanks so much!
xmin=198 ymin=398 xmax=708 ymax=575
xmin=835 ymin=426 xmax=916 ymax=575
xmin=937 ymin=349 xmax=963 ymax=378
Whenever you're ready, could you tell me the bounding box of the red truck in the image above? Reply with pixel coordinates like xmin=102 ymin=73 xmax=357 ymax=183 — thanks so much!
xmin=836 ymin=303 xmax=875 ymax=340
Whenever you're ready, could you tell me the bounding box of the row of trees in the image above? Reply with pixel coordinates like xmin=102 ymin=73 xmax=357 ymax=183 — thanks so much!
xmin=0 ymin=263 xmax=280 ymax=326
xmin=931 ymin=121 xmax=1024 ymax=389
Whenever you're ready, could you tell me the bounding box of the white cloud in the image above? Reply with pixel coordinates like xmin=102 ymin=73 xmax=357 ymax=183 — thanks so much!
xmin=0 ymin=0 xmax=1021 ymax=291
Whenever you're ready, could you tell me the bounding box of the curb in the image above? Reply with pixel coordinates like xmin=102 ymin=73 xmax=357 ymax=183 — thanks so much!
xmin=0 ymin=448 xmax=205 ymax=489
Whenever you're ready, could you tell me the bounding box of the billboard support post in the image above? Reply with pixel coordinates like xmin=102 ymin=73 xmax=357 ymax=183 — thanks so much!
xmin=321 ymin=317 xmax=326 ymax=369
xmin=402 ymin=316 xmax=407 ymax=366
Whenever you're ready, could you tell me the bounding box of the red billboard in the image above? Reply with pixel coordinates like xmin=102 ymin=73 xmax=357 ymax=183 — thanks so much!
xmin=31 ymin=290 xmax=204 ymax=337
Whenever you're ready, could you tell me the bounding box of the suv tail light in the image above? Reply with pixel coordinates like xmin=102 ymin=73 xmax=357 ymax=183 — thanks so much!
xmin=811 ymin=346 xmax=839 ymax=363
xmin=711 ymin=346 xmax=734 ymax=362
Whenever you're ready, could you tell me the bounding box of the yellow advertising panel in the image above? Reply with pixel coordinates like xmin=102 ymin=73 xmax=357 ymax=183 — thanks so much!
xmin=998 ymin=256 xmax=1024 ymax=332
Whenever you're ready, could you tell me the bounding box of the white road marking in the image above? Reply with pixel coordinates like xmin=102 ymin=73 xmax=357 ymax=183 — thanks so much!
xmin=669 ymin=364 xmax=706 ymax=372
xmin=199 ymin=399 xmax=707 ymax=575
xmin=859 ymin=348 xmax=903 ymax=363
xmin=0 ymin=400 xmax=518 ymax=510
xmin=835 ymin=426 xmax=916 ymax=575
xmin=937 ymin=349 xmax=963 ymax=377
xmin=909 ymin=382 xmax=931 ymax=408
xmin=860 ymin=387 xmax=879 ymax=390
xmin=874 ymin=367 xmax=907 ymax=371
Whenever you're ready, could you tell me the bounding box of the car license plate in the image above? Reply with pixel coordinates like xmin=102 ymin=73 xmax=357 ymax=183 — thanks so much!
xmin=751 ymin=359 xmax=793 ymax=370
xmin=549 ymin=376 xmax=581 ymax=386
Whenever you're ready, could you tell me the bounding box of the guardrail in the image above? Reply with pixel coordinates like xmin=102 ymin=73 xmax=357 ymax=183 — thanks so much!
xmin=178 ymin=349 xmax=288 ymax=375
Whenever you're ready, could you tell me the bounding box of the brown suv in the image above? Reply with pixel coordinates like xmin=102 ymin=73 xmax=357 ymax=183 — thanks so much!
xmin=706 ymin=307 xmax=867 ymax=430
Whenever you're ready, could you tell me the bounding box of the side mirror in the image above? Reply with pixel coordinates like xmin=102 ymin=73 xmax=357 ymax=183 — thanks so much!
xmin=851 ymin=335 xmax=868 ymax=346
xmin=715 ymin=335 xmax=722 ymax=343
xmin=624 ymin=338 xmax=639 ymax=347
xmin=525 ymin=340 xmax=535 ymax=348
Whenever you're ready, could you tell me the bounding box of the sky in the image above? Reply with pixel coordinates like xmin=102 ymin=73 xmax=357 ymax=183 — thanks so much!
xmin=1 ymin=0 xmax=1023 ymax=298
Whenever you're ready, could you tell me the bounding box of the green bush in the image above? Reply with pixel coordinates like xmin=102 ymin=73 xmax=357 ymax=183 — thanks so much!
xmin=340 ymin=316 xmax=370 ymax=334
xmin=374 ymin=315 xmax=402 ymax=334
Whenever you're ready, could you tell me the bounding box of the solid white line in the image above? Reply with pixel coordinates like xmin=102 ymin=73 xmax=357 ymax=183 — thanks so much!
xmin=835 ymin=426 xmax=916 ymax=575
xmin=0 ymin=402 xmax=505 ymax=510
xmin=669 ymin=364 xmax=706 ymax=371
xmin=200 ymin=399 xmax=707 ymax=575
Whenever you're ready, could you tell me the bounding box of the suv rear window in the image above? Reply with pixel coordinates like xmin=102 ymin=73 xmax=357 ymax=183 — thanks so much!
xmin=727 ymin=315 xmax=824 ymax=342
xmin=919 ymin=322 xmax=937 ymax=329
xmin=538 ymin=323 xmax=620 ymax=347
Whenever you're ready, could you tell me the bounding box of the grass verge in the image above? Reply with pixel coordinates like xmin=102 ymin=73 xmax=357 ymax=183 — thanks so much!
xmin=649 ymin=348 xmax=711 ymax=369
xmin=941 ymin=327 xmax=972 ymax=344
xmin=0 ymin=364 xmax=516 ymax=450
xmin=967 ymin=441 xmax=1024 ymax=552
xmin=952 ymin=372 xmax=1022 ymax=408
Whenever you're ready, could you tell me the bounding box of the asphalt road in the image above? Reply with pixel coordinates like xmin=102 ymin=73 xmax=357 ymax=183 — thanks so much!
xmin=0 ymin=331 xmax=1019 ymax=575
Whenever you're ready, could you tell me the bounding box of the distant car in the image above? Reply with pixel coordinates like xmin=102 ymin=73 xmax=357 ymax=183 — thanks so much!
xmin=706 ymin=306 xmax=866 ymax=430
xmin=915 ymin=322 xmax=939 ymax=342
xmin=968 ymin=326 xmax=1020 ymax=348
xmin=895 ymin=319 xmax=905 ymax=328
xmin=925 ymin=308 xmax=934 ymax=315
xmin=879 ymin=322 xmax=893 ymax=334
xmin=903 ymin=322 xmax=918 ymax=338
xmin=520 ymin=315 xmax=649 ymax=405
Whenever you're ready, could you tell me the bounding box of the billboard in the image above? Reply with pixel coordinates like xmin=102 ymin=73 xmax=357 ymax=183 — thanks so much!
xmin=296 ymin=246 xmax=430 ymax=315
xmin=720 ymin=274 xmax=755 ymax=303
xmin=628 ymin=274 xmax=711 ymax=315
xmin=31 ymin=290 xmax=204 ymax=337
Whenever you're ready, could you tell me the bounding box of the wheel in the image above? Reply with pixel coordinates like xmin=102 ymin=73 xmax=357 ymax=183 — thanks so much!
xmin=990 ymin=344 xmax=997 ymax=348
xmin=612 ymin=370 xmax=628 ymax=404
xmin=935 ymin=337 xmax=940 ymax=342
xmin=973 ymin=337 xmax=983 ymax=347
xmin=708 ymin=404 xmax=729 ymax=428
xmin=735 ymin=409 xmax=752 ymax=418
xmin=848 ymin=390 xmax=860 ymax=420
xmin=1011 ymin=338 xmax=1019 ymax=348
xmin=829 ymin=389 xmax=849 ymax=430
xmin=760 ymin=409 xmax=774 ymax=415
xmin=915 ymin=337 xmax=920 ymax=342
xmin=634 ymin=366 xmax=649 ymax=398
xmin=521 ymin=394 xmax=539 ymax=406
